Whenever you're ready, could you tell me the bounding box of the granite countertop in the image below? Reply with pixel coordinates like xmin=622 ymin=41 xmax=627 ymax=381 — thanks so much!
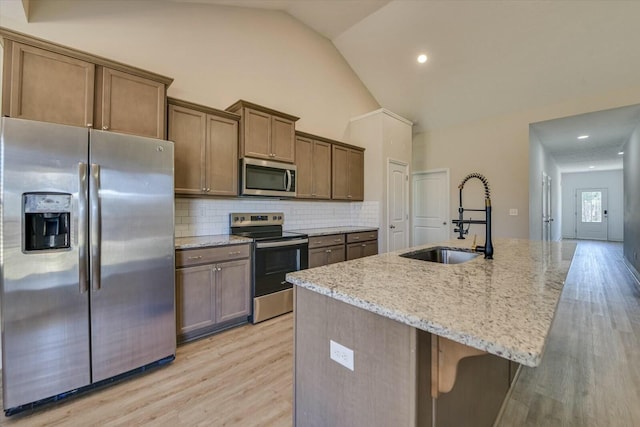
xmin=288 ymin=226 xmax=378 ymax=236
xmin=286 ymin=238 xmax=576 ymax=367
xmin=175 ymin=234 xmax=253 ymax=249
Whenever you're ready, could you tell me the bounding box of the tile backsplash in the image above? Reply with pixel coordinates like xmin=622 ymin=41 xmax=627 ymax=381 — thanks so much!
xmin=175 ymin=198 xmax=379 ymax=237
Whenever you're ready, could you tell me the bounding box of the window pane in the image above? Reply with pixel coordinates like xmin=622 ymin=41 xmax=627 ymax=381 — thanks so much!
xmin=581 ymin=192 xmax=602 ymax=223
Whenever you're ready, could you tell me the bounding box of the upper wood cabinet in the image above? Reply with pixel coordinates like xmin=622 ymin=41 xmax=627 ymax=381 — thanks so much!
xmin=95 ymin=67 xmax=166 ymax=139
xmin=332 ymin=145 xmax=365 ymax=201
xmin=295 ymin=131 xmax=332 ymax=199
xmin=168 ymin=98 xmax=240 ymax=197
xmin=227 ymin=100 xmax=299 ymax=163
xmin=2 ymin=41 xmax=95 ymax=128
xmin=0 ymin=28 xmax=172 ymax=139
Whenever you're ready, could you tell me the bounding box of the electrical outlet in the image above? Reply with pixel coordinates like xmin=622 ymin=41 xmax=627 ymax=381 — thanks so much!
xmin=330 ymin=340 xmax=354 ymax=371
xmin=509 ymin=208 xmax=518 ymax=216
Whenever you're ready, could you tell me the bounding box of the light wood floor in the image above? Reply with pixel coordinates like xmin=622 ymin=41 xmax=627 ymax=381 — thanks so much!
xmin=0 ymin=315 xmax=294 ymax=426
xmin=2 ymin=241 xmax=639 ymax=426
xmin=498 ymin=240 xmax=640 ymax=426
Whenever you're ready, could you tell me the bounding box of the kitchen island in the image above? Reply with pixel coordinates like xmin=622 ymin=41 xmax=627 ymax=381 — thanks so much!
xmin=286 ymin=238 xmax=576 ymax=427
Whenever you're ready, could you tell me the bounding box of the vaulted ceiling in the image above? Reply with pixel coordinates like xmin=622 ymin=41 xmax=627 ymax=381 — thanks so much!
xmin=176 ymin=0 xmax=640 ymax=172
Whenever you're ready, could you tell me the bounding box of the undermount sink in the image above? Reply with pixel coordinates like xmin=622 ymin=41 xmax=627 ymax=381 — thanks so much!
xmin=399 ymin=246 xmax=480 ymax=264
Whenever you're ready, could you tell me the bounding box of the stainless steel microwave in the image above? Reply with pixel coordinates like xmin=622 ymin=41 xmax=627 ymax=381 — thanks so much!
xmin=241 ymin=158 xmax=297 ymax=197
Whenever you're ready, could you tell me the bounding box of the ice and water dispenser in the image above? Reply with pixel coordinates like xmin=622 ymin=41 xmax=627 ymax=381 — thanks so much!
xmin=23 ymin=193 xmax=71 ymax=252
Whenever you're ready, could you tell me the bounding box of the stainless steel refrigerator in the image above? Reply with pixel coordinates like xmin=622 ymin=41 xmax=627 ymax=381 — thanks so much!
xmin=0 ymin=117 xmax=176 ymax=415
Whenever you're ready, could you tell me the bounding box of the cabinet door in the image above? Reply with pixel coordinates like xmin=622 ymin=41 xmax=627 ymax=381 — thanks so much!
xmin=309 ymin=247 xmax=329 ymax=268
xmin=243 ymin=107 xmax=271 ymax=159
xmin=362 ymin=241 xmax=378 ymax=257
xmin=206 ymin=114 xmax=238 ymax=196
xmin=332 ymin=145 xmax=349 ymax=200
xmin=98 ymin=67 xmax=165 ymax=139
xmin=346 ymin=242 xmax=365 ymax=261
xmin=176 ymin=265 xmax=216 ymax=336
xmin=326 ymin=244 xmax=346 ymax=265
xmin=295 ymin=136 xmax=313 ymax=198
xmin=348 ymin=149 xmax=365 ymax=201
xmin=313 ymin=140 xmax=332 ymax=199
xmin=168 ymin=104 xmax=206 ymax=195
xmin=7 ymin=42 xmax=94 ymax=127
xmin=271 ymin=116 xmax=295 ymax=163
xmin=216 ymin=259 xmax=251 ymax=323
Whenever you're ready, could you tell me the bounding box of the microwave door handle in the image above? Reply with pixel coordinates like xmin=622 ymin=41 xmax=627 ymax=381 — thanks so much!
xmin=285 ymin=169 xmax=292 ymax=191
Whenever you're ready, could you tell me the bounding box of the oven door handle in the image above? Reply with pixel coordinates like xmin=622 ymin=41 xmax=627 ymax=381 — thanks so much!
xmin=255 ymin=238 xmax=308 ymax=249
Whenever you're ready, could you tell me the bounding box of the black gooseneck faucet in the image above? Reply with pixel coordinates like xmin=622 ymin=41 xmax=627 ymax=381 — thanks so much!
xmin=452 ymin=173 xmax=493 ymax=259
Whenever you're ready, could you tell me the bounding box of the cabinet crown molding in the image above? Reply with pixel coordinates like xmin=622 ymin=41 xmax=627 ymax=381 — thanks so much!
xmin=226 ymin=99 xmax=299 ymax=122
xmin=295 ymin=130 xmax=365 ymax=152
xmin=168 ymin=97 xmax=240 ymax=121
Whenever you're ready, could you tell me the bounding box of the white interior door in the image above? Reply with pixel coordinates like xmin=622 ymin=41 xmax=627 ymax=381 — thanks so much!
xmin=387 ymin=159 xmax=409 ymax=252
xmin=576 ymin=188 xmax=608 ymax=240
xmin=412 ymin=170 xmax=450 ymax=245
xmin=542 ymin=173 xmax=553 ymax=241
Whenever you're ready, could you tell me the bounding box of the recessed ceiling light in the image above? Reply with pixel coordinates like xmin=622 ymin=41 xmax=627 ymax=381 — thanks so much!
xmin=417 ymin=54 xmax=428 ymax=64
xmin=577 ymin=135 xmax=589 ymax=140
xmin=589 ymin=165 xmax=595 ymax=169
xmin=618 ymin=151 xmax=624 ymax=155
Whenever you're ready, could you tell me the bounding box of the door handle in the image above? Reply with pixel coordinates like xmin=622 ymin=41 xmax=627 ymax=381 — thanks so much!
xmin=90 ymin=163 xmax=101 ymax=291
xmin=78 ymin=163 xmax=89 ymax=294
xmin=442 ymin=221 xmax=447 ymax=225
xmin=285 ymin=169 xmax=292 ymax=191
xmin=390 ymin=225 xmax=396 ymax=229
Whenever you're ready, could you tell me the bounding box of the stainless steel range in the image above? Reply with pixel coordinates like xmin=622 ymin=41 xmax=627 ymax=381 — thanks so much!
xmin=230 ymin=213 xmax=308 ymax=323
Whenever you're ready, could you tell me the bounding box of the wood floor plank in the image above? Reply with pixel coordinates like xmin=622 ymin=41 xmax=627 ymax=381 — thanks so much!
xmin=499 ymin=241 xmax=640 ymax=426
xmin=0 ymin=314 xmax=293 ymax=427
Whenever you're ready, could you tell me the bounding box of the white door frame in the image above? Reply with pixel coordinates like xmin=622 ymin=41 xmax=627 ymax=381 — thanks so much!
xmin=386 ymin=158 xmax=409 ymax=252
xmin=412 ymin=168 xmax=450 ymax=246
xmin=576 ymin=187 xmax=608 ymax=240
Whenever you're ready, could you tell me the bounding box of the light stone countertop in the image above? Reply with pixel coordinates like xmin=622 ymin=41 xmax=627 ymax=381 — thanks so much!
xmin=287 ymin=226 xmax=378 ymax=236
xmin=175 ymin=234 xmax=253 ymax=250
xmin=286 ymin=238 xmax=577 ymax=367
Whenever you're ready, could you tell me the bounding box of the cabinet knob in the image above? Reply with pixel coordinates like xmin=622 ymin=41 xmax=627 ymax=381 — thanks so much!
xmin=228 ymin=251 xmax=241 ymax=255
xmin=202 ymin=188 xmax=207 ymax=192
xmin=217 ymin=267 xmax=222 ymax=271
xmin=347 ymin=195 xmax=353 ymax=199
xmin=86 ymin=123 xmax=93 ymax=127
xmin=187 ymin=255 xmax=203 ymax=260
xmin=206 ymin=188 xmax=211 ymax=192
xmin=102 ymin=125 xmax=109 ymax=130
xmin=325 ymin=249 xmax=332 ymax=253
xmin=361 ymin=244 xmax=366 ymax=247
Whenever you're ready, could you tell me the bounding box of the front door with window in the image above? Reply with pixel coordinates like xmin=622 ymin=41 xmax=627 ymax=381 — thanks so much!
xmin=576 ymin=188 xmax=608 ymax=240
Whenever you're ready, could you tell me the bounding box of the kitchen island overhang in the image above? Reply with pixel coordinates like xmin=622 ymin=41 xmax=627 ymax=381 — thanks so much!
xmin=287 ymin=238 xmax=576 ymax=427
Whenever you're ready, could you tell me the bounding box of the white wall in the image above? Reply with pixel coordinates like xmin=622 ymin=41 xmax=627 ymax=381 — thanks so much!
xmin=529 ymin=126 xmax=561 ymax=240
xmin=561 ymin=170 xmax=624 ymax=241
xmin=413 ymin=86 xmax=640 ymax=239
xmin=0 ymin=0 xmax=378 ymax=142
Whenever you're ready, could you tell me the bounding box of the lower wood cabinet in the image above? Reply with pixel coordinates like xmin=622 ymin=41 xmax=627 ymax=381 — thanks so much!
xmin=345 ymin=230 xmax=378 ymax=261
xmin=175 ymin=244 xmax=251 ymax=343
xmin=308 ymin=234 xmax=346 ymax=268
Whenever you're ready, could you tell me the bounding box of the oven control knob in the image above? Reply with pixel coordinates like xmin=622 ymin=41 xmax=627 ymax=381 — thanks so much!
xmin=272 ymin=216 xmax=277 ymax=220
xmin=240 ymin=216 xmax=245 ymax=221
xmin=278 ymin=215 xmax=282 ymax=220
xmin=234 ymin=216 xmax=239 ymax=222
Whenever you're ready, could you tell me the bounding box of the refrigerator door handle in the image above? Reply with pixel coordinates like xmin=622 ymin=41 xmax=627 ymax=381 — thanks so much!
xmin=90 ymin=163 xmax=101 ymax=291
xmin=78 ymin=162 xmax=89 ymax=293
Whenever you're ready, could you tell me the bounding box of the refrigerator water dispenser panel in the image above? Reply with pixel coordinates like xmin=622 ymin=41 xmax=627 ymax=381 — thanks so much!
xmin=23 ymin=193 xmax=72 ymax=251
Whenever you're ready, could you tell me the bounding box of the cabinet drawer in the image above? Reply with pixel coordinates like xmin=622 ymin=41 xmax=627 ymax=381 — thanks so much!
xmin=308 ymin=234 xmax=345 ymax=249
xmin=176 ymin=244 xmax=250 ymax=267
xmin=346 ymin=230 xmax=378 ymax=243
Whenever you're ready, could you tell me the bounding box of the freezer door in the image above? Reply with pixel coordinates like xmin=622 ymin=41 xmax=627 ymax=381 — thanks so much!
xmin=89 ymin=129 xmax=175 ymax=382
xmin=0 ymin=118 xmax=91 ymax=409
